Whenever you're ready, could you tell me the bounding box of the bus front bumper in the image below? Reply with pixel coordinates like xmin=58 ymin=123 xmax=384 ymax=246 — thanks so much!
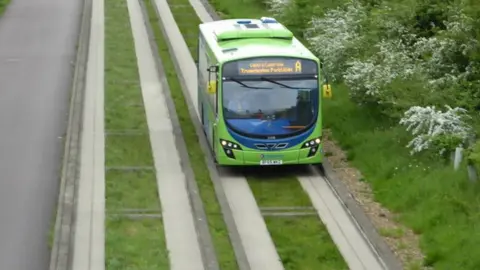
xmin=217 ymin=146 xmax=323 ymax=166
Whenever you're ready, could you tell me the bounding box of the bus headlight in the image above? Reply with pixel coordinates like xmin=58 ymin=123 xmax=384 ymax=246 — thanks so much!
xmin=301 ymin=137 xmax=321 ymax=149
xmin=301 ymin=137 xmax=322 ymax=157
xmin=220 ymin=139 xmax=242 ymax=159
xmin=220 ymin=139 xmax=242 ymax=150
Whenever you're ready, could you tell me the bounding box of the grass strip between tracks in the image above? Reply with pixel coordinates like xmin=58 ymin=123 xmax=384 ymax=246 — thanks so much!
xmin=104 ymin=0 xmax=169 ymax=268
xmin=144 ymin=0 xmax=238 ymax=269
xmin=163 ymin=0 xmax=348 ymax=268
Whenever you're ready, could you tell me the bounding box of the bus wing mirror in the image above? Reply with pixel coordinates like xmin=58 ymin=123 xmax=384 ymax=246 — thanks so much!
xmin=322 ymin=84 xmax=332 ymax=98
xmin=207 ymin=65 xmax=218 ymax=72
xmin=207 ymin=81 xmax=217 ymax=94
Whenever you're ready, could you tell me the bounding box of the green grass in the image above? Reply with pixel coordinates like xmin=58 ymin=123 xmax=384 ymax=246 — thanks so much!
xmin=208 ymin=0 xmax=265 ymax=18
xmin=105 ymin=135 xmax=153 ymax=166
xmin=106 ymin=218 xmax=169 ymax=270
xmin=106 ymin=170 xmax=160 ymax=210
xmin=378 ymin=227 xmax=405 ymax=239
xmin=162 ymin=0 xmax=347 ymax=268
xmin=167 ymin=1 xmax=200 ymax=58
xmin=0 ymin=0 xmax=9 ymax=16
xmin=324 ymin=84 xmax=480 ymax=269
xmin=248 ymin=176 xmax=312 ymax=207
xmin=266 ymin=217 xmax=347 ymax=270
xmin=105 ymin=0 xmax=168 ymax=268
xmin=144 ymin=0 xmax=238 ymax=269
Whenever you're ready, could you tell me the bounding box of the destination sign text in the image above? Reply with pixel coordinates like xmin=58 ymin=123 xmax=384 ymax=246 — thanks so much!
xmin=222 ymin=57 xmax=318 ymax=77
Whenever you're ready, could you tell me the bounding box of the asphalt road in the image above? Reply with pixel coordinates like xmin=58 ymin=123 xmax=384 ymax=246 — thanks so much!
xmin=0 ymin=0 xmax=82 ymax=269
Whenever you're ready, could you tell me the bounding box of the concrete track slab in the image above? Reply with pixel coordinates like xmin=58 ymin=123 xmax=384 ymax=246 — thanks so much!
xmin=127 ymin=0 xmax=204 ymax=268
xmin=0 ymin=0 xmax=82 ymax=269
xmin=299 ymin=171 xmax=385 ymax=270
xmin=219 ymin=174 xmax=284 ymax=269
xmin=71 ymin=0 xmax=105 ymax=269
xmin=152 ymin=0 xmax=283 ymax=268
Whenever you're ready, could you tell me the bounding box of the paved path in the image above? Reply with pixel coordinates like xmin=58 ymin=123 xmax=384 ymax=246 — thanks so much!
xmin=152 ymin=0 xmax=284 ymax=269
xmin=71 ymin=0 xmax=105 ymax=268
xmin=0 ymin=0 xmax=82 ymax=269
xmin=127 ymin=0 xmax=205 ymax=268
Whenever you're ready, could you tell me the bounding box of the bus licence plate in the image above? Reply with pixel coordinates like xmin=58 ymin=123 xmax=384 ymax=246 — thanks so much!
xmin=260 ymin=160 xmax=283 ymax=165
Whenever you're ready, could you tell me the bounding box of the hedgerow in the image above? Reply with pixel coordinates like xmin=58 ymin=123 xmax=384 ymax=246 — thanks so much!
xmin=266 ymin=0 xmax=480 ymax=160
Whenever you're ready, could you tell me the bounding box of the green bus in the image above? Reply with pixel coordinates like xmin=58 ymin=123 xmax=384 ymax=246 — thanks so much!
xmin=197 ymin=17 xmax=332 ymax=166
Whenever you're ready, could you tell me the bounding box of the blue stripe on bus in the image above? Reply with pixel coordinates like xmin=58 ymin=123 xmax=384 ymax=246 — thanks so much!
xmin=226 ymin=124 xmax=315 ymax=150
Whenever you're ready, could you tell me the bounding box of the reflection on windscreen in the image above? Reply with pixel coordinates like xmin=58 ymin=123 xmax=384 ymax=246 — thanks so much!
xmin=222 ymin=79 xmax=318 ymax=137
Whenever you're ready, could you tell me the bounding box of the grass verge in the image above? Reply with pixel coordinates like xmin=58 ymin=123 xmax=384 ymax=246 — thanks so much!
xmin=323 ymin=84 xmax=480 ymax=269
xmin=104 ymin=0 xmax=168 ymax=268
xmin=0 ymin=0 xmax=9 ymax=16
xmin=143 ymin=0 xmax=238 ymax=269
xmin=162 ymin=0 xmax=347 ymax=268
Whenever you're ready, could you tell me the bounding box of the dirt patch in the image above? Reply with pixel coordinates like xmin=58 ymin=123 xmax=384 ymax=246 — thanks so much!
xmin=323 ymin=129 xmax=427 ymax=269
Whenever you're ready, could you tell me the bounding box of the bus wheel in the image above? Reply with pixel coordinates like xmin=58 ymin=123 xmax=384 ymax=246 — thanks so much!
xmin=212 ymin=150 xmax=218 ymax=164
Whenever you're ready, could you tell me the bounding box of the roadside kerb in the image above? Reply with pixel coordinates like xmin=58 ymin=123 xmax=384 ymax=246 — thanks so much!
xmin=48 ymin=0 xmax=92 ymax=268
xmin=71 ymin=0 xmax=106 ymax=267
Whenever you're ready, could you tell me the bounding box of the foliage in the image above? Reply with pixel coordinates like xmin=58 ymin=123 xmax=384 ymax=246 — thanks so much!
xmin=304 ymin=1 xmax=367 ymax=81
xmin=297 ymin=0 xmax=480 ymax=119
xmin=399 ymin=106 xmax=472 ymax=155
xmin=286 ymin=0 xmax=480 ymax=153
xmin=467 ymin=140 xmax=480 ymax=167
xmin=265 ymin=0 xmax=290 ymax=18
xmin=344 ymin=40 xmax=423 ymax=108
xmin=0 ymin=0 xmax=10 ymax=15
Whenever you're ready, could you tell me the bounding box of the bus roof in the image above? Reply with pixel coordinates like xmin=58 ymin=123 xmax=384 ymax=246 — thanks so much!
xmin=199 ymin=17 xmax=318 ymax=63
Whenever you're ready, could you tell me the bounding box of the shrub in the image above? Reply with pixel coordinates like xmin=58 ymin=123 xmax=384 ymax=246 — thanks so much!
xmin=343 ymin=39 xmax=422 ymax=108
xmin=265 ymin=0 xmax=289 ymax=18
xmin=467 ymin=140 xmax=480 ymax=168
xmin=399 ymin=105 xmax=472 ymax=156
xmin=304 ymin=1 xmax=367 ymax=81
xmin=266 ymin=0 xmax=480 ymax=153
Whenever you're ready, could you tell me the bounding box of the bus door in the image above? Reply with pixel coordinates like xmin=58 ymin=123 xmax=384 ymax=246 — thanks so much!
xmin=207 ymin=64 xmax=219 ymax=156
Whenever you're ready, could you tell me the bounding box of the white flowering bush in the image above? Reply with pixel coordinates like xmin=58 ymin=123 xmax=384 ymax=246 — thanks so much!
xmin=304 ymin=1 xmax=366 ymax=81
xmin=272 ymin=0 xmax=479 ymax=140
xmin=266 ymin=0 xmax=290 ymax=17
xmin=343 ymin=39 xmax=421 ymax=105
xmin=414 ymin=11 xmax=478 ymax=88
xmin=399 ymin=105 xmax=472 ymax=155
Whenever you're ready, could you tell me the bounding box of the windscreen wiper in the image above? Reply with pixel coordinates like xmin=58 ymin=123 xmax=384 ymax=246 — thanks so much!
xmin=229 ymin=78 xmax=270 ymax=89
xmin=260 ymin=77 xmax=306 ymax=89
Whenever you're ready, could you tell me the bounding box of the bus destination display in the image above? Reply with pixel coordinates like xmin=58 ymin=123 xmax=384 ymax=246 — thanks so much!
xmin=222 ymin=58 xmax=318 ymax=77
